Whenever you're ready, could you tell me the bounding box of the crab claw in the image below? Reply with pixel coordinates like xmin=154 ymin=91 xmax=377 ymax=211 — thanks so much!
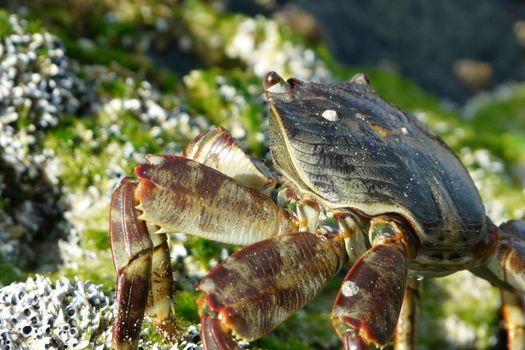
xmin=199 ymin=311 xmax=240 ymax=350
xmin=196 ymin=232 xmax=346 ymax=348
xmin=109 ymin=177 xmax=153 ymax=349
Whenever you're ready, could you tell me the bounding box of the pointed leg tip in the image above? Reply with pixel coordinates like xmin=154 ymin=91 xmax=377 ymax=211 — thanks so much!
xmin=343 ymin=332 xmax=370 ymax=350
xmin=200 ymin=313 xmax=240 ymax=350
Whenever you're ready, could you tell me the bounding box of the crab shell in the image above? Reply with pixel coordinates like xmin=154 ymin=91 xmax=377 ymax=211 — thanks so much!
xmin=265 ymin=73 xmax=490 ymax=275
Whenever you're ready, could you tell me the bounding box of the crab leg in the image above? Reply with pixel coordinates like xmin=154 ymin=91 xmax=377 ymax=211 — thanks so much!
xmin=110 ymin=177 xmax=154 ymax=349
xmin=135 ymin=155 xmax=291 ymax=245
xmin=394 ymin=278 xmax=420 ymax=350
xmin=469 ymin=220 xmax=525 ymax=349
xmin=183 ymin=126 xmax=277 ymax=191
xmin=331 ymin=217 xmax=418 ymax=349
xmin=196 ymin=232 xmax=347 ymax=348
xmin=144 ymin=223 xmax=184 ymax=341
xmin=472 ymin=220 xmax=525 ymax=294
xmin=501 ymin=290 xmax=525 ymax=350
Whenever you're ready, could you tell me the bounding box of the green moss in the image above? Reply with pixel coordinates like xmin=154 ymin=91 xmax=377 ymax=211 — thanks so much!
xmin=44 ymin=132 xmax=107 ymax=191
xmin=84 ymin=229 xmax=110 ymax=251
xmin=141 ymin=322 xmax=167 ymax=346
xmin=467 ymin=85 xmax=525 ymax=166
xmin=16 ymin=1 xmax=150 ymax=71
xmin=64 ymin=36 xmax=150 ymax=71
xmin=186 ymin=237 xmax=224 ymax=269
xmin=470 ymin=85 xmax=525 ymax=133
xmin=0 ymin=260 xmax=25 ymax=286
xmin=0 ymin=10 xmax=13 ymax=37
xmin=184 ymin=69 xmax=266 ymax=155
xmin=0 ymin=8 xmax=44 ymax=37
xmin=15 ymin=109 xmax=33 ymax=130
xmin=119 ymin=111 xmax=163 ymax=154
xmin=174 ymin=290 xmax=199 ymax=324
xmin=44 ymin=111 xmax=155 ymax=192
xmin=99 ymin=80 xmax=134 ymax=99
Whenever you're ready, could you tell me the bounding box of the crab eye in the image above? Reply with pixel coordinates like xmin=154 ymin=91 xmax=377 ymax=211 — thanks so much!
xmin=263 ymin=71 xmax=283 ymax=90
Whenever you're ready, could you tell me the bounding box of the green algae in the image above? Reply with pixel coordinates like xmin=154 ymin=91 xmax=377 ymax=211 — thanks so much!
xmin=174 ymin=291 xmax=199 ymax=324
xmin=0 ymin=10 xmax=12 ymax=37
xmin=183 ymin=69 xmax=266 ymax=155
xmin=185 ymin=236 xmax=226 ymax=269
xmin=467 ymin=84 xmax=525 ymax=167
xmin=84 ymin=229 xmax=110 ymax=251
xmin=0 ymin=258 xmax=25 ymax=286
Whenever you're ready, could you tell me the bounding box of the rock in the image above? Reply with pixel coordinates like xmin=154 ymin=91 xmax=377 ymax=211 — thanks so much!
xmin=514 ymin=21 xmax=525 ymax=48
xmin=453 ymin=59 xmax=493 ymax=94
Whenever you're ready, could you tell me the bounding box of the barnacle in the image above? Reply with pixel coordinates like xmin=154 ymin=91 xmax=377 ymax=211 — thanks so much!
xmin=0 ymin=275 xmax=112 ymax=349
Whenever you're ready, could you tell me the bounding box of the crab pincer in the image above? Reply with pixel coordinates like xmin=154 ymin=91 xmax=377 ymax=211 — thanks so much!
xmin=110 ymin=177 xmax=153 ymax=349
xmin=196 ymin=232 xmax=347 ymax=348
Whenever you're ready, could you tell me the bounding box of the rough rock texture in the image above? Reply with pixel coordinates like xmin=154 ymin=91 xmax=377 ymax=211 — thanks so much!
xmin=0 ymin=275 xmax=112 ymax=349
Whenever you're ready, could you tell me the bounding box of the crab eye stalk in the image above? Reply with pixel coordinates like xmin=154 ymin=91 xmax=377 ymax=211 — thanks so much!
xmin=263 ymin=71 xmax=283 ymax=90
xmin=286 ymin=78 xmax=301 ymax=90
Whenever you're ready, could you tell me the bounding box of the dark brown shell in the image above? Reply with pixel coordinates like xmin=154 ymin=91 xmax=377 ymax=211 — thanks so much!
xmin=267 ymin=77 xmax=487 ymax=249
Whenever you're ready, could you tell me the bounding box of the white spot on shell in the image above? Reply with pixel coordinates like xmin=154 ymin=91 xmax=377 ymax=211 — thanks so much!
xmin=401 ymin=127 xmax=408 ymax=134
xmin=341 ymin=280 xmax=359 ymax=297
xmin=199 ymin=278 xmax=216 ymax=292
xmin=146 ymin=155 xmax=165 ymax=165
xmin=322 ymin=109 xmax=338 ymax=121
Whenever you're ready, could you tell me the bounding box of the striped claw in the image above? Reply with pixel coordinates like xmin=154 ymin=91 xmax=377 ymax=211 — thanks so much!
xmin=199 ymin=309 xmax=240 ymax=350
xmin=110 ymin=178 xmax=153 ymax=349
xmin=134 ymin=155 xmax=286 ymax=246
xmin=343 ymin=332 xmax=369 ymax=350
xmin=196 ymin=232 xmax=346 ymax=345
xmin=109 ymin=128 xmax=296 ymax=350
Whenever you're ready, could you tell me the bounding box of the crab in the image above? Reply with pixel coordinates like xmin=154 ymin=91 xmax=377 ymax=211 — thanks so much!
xmin=109 ymin=71 xmax=525 ymax=350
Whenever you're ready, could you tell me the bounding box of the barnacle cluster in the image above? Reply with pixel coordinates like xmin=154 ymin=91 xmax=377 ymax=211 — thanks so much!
xmin=0 ymin=13 xmax=84 ymax=277
xmin=0 ymin=275 xmax=112 ymax=349
xmin=225 ymin=16 xmax=330 ymax=81
xmin=0 ymin=14 xmax=84 ymax=174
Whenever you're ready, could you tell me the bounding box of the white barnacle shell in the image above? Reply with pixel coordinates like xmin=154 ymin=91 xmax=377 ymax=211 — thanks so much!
xmin=0 ymin=275 xmax=114 ymax=349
